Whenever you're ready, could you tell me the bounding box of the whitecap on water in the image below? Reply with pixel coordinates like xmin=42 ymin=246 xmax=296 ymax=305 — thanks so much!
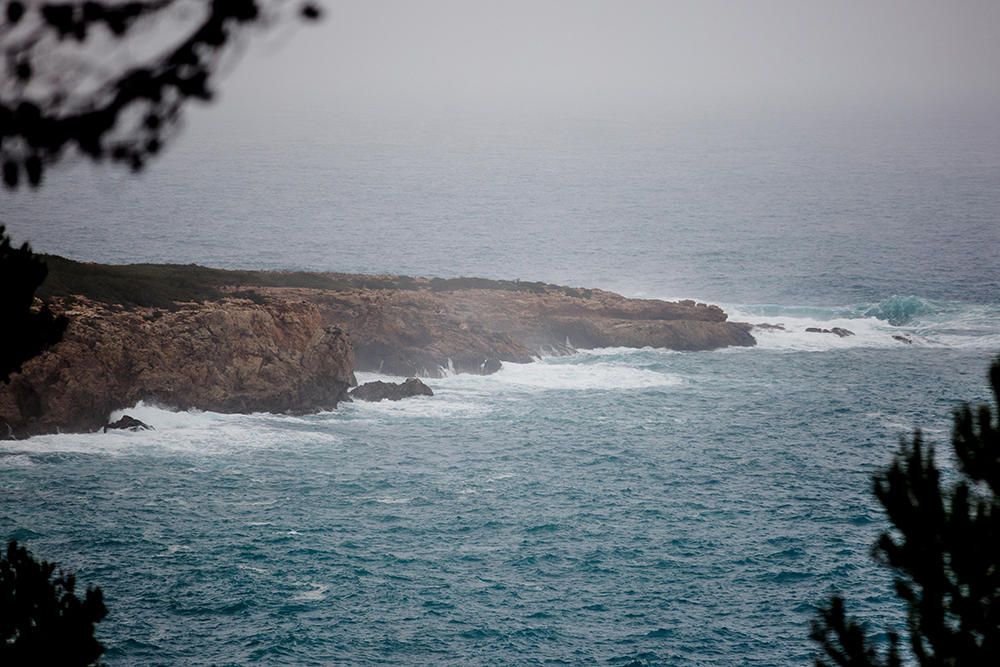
xmin=724 ymin=298 xmax=1000 ymax=352
xmin=344 ymin=392 xmax=490 ymax=419
xmin=155 ymin=544 xmax=194 ymax=557
xmin=372 ymin=496 xmax=412 ymax=504
xmin=0 ymin=453 xmax=35 ymax=468
xmin=291 ymin=582 xmax=329 ymax=602
xmin=731 ymin=313 xmax=902 ymax=352
xmin=485 ymin=359 xmax=682 ymax=391
xmin=354 ymin=354 xmax=683 ymax=411
xmin=2 ymin=401 xmax=342 ymax=456
xmin=573 ymin=346 xmax=680 ymax=358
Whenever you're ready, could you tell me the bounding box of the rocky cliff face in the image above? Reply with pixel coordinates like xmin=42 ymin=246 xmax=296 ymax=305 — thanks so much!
xmin=0 ymin=297 xmax=356 ymax=438
xmin=268 ymin=286 xmax=755 ymax=377
xmin=2 ymin=261 xmax=756 ymax=437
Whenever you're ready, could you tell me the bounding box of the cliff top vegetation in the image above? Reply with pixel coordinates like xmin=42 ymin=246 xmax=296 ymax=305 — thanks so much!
xmin=38 ymin=254 xmax=595 ymax=310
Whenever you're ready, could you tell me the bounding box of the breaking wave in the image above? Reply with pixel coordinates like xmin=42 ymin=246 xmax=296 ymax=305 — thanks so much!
xmin=860 ymin=295 xmax=938 ymax=325
xmin=726 ymin=296 xmax=1000 ymax=351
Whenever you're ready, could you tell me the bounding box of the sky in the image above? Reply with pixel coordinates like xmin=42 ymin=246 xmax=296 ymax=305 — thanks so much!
xmin=196 ymin=0 xmax=1000 ymax=128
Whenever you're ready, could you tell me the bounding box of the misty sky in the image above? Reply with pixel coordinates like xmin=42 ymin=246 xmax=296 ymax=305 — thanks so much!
xmin=198 ymin=0 xmax=1000 ymax=127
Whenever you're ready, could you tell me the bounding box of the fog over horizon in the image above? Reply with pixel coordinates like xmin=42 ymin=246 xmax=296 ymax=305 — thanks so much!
xmin=5 ymin=0 xmax=1000 ymax=295
xmin=4 ymin=1 xmax=998 ymax=174
xmin=206 ymin=0 xmax=1000 ymax=124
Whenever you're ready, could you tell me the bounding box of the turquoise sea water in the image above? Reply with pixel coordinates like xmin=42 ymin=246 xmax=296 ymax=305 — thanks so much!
xmin=3 ymin=111 xmax=999 ymax=664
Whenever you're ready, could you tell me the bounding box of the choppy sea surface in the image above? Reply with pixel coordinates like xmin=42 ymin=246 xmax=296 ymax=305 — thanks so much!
xmin=3 ymin=110 xmax=999 ymax=665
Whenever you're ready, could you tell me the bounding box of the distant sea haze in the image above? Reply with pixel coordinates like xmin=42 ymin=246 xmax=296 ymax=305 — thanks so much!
xmin=8 ymin=110 xmax=1000 ymax=307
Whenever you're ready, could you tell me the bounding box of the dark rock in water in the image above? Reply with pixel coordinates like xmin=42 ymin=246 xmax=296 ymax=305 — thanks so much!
xmin=892 ymin=335 xmax=914 ymax=344
xmin=753 ymin=323 xmax=786 ymax=331
xmin=805 ymin=327 xmax=855 ymax=338
xmin=104 ymin=415 xmax=153 ymax=433
xmin=481 ymin=357 xmax=503 ymax=374
xmin=350 ymin=378 xmax=433 ymax=402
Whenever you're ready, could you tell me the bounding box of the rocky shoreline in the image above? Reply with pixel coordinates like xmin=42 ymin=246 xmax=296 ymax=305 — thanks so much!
xmin=1 ymin=258 xmax=756 ymax=438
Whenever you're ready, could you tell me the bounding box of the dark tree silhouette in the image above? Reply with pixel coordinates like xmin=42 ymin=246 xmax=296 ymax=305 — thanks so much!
xmin=2 ymin=4 xmax=326 ymax=662
xmin=0 ymin=540 xmax=107 ymax=666
xmin=0 ymin=224 xmax=68 ymax=383
xmin=811 ymin=356 xmax=1000 ymax=666
xmin=1 ymin=0 xmax=321 ymax=189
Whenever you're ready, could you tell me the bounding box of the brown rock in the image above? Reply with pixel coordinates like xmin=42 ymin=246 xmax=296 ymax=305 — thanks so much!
xmin=0 ymin=298 xmax=356 ymax=438
xmin=2 ymin=261 xmax=758 ymax=436
xmin=350 ymin=378 xmax=433 ymax=402
xmin=805 ymin=327 xmax=855 ymax=338
xmin=268 ymin=282 xmax=754 ymax=376
xmin=104 ymin=415 xmax=153 ymax=432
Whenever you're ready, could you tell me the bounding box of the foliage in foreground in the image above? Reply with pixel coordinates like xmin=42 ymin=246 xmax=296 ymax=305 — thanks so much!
xmin=1 ymin=0 xmax=321 ymax=189
xmin=0 ymin=540 xmax=107 ymax=666
xmin=0 ymin=225 xmax=67 ymax=383
xmin=811 ymin=356 xmax=1000 ymax=665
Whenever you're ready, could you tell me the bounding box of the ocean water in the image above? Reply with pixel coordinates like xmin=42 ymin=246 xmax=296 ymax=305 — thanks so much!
xmin=2 ymin=109 xmax=1000 ymax=665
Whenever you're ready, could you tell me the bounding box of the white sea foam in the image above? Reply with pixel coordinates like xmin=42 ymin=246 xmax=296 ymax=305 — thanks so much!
xmin=156 ymin=544 xmax=193 ymax=557
xmin=724 ymin=299 xmax=1000 ymax=352
xmin=351 ymin=359 xmax=681 ymax=422
xmin=729 ymin=312 xmax=903 ymax=352
xmin=345 ymin=387 xmax=490 ymax=419
xmin=488 ymin=360 xmax=682 ymax=391
xmin=0 ymin=453 xmax=35 ymax=468
xmin=574 ymin=346 xmax=680 ymax=358
xmin=1 ymin=401 xmax=341 ymax=455
xmin=373 ymin=496 xmax=412 ymax=505
xmin=291 ymin=583 xmax=329 ymax=602
xmin=357 ymin=347 xmax=683 ymax=394
xmin=390 ymin=358 xmax=683 ymax=393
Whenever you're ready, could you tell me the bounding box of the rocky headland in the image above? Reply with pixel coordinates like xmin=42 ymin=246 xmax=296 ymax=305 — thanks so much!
xmin=1 ymin=257 xmax=755 ymax=437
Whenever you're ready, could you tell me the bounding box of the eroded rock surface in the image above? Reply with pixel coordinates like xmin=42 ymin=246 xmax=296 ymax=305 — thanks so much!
xmin=104 ymin=415 xmax=153 ymax=432
xmin=268 ymin=283 xmax=756 ymax=377
xmin=350 ymin=378 xmax=434 ymax=402
xmin=0 ymin=297 xmax=356 ymax=438
xmin=1 ymin=260 xmax=757 ymax=437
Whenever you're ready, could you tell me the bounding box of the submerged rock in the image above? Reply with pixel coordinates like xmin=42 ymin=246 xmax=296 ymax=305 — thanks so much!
xmin=805 ymin=327 xmax=855 ymax=338
xmin=480 ymin=357 xmax=503 ymax=374
xmin=104 ymin=415 xmax=153 ymax=432
xmin=892 ymin=335 xmax=914 ymax=344
xmin=350 ymin=378 xmax=434 ymax=402
xmin=753 ymin=323 xmax=786 ymax=331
